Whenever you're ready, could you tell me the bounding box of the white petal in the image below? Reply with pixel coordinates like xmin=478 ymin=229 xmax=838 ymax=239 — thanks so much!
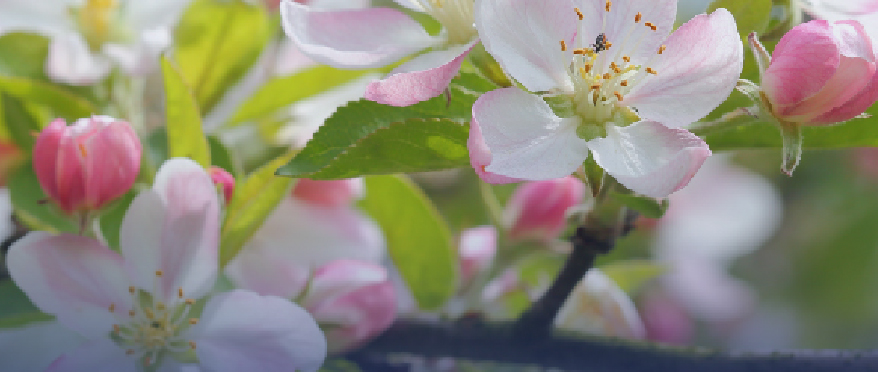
xmin=191 ymin=290 xmax=327 ymax=372
xmin=0 ymin=0 xmax=73 ymax=36
xmin=623 ymin=9 xmax=743 ymax=128
xmin=0 ymin=321 xmax=84 ymax=372
xmin=124 ymin=0 xmax=193 ymax=30
xmin=103 ymin=28 xmax=171 ymax=76
xmin=475 ymin=0 xmax=578 ymax=92
xmin=476 ymin=88 xmax=590 ymax=180
xmin=46 ymin=339 xmax=136 ymax=372
xmin=120 ymin=158 xmax=219 ymax=303
xmin=587 ymin=121 xmax=710 ymax=197
xmin=555 ymin=269 xmax=646 ymax=339
xmin=392 ymin=0 xmax=426 ymax=12
xmin=46 ymin=34 xmax=112 ymax=85
xmin=7 ymin=232 xmax=132 ymax=338
xmin=280 ymin=0 xmax=438 ymax=69
xmin=581 ymin=0 xmax=677 ymax=67
xmin=225 ymin=245 xmax=311 ymax=299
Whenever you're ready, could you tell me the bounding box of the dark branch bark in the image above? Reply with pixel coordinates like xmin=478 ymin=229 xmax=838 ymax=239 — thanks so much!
xmin=350 ymin=320 xmax=878 ymax=372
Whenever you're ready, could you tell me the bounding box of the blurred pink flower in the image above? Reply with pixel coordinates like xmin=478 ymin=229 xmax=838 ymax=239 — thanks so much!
xmin=458 ymin=226 xmax=497 ymax=285
xmin=555 ymin=269 xmax=645 ymax=339
xmin=504 ymin=177 xmax=585 ymax=242
xmin=208 ymin=167 xmax=235 ymax=204
xmin=33 ymin=116 xmax=141 ymax=215
xmin=8 ymin=158 xmax=326 ymax=371
xmin=750 ymin=20 xmax=878 ymax=125
xmin=292 ymin=178 xmax=364 ymax=208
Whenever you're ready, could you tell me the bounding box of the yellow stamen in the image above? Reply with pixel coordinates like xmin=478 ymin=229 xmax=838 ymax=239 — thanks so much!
xmin=560 ymin=40 xmax=567 ymax=51
xmin=635 ymin=12 xmax=642 ymax=23
xmin=620 ymin=80 xmax=628 ymax=87
xmin=614 ymin=92 xmax=624 ymax=101
xmin=658 ymin=45 xmax=666 ymax=54
xmin=646 ymin=67 xmax=658 ymax=75
xmin=575 ymin=8 xmax=584 ymax=20
xmin=605 ymin=1 xmax=611 ymax=12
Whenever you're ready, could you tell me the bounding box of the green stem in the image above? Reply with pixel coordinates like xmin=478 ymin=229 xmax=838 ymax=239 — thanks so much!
xmin=779 ymin=120 xmax=803 ymax=176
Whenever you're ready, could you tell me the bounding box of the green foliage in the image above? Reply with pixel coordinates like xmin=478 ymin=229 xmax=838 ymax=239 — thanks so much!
xmin=0 ymin=33 xmax=49 ymax=80
xmin=219 ymin=152 xmax=296 ymax=267
xmin=611 ymin=192 xmax=669 ymax=219
xmin=0 ymin=76 xmax=95 ymax=121
xmin=708 ymin=0 xmax=773 ymax=39
xmin=0 ymin=281 xmax=52 ymax=329
xmin=7 ymin=161 xmax=77 ymax=233
xmin=277 ymin=89 xmax=476 ymax=178
xmin=1 ymin=93 xmax=42 ymax=153
xmin=208 ymin=135 xmax=240 ymax=176
xmin=99 ymin=192 xmax=136 ymax=251
xmin=228 ymin=65 xmax=371 ymax=125
xmin=174 ymin=0 xmax=273 ymax=115
xmin=358 ymin=175 xmax=458 ymax=310
xmin=700 ymin=117 xmax=878 ymax=150
xmin=161 ymin=57 xmax=211 ymax=168
xmin=600 ymin=260 xmax=666 ymax=295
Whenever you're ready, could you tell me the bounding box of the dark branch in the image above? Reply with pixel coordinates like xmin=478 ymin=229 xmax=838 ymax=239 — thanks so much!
xmin=350 ymin=320 xmax=878 ymax=372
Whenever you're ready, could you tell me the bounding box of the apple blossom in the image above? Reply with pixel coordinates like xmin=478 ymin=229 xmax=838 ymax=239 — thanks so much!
xmin=33 ymin=116 xmax=141 ymax=216
xmin=279 ymin=0 xmax=478 ymax=106
xmin=292 ymin=178 xmax=364 ymax=208
xmin=801 ymin=0 xmax=878 ymax=20
xmin=0 ymin=0 xmax=191 ymax=85
xmin=555 ymin=269 xmax=645 ymax=339
xmin=458 ymin=226 xmax=498 ymax=284
xmin=504 ymin=177 xmax=586 ymax=242
xmin=7 ymin=158 xmax=327 ymax=371
xmin=472 ymin=0 xmax=743 ymax=197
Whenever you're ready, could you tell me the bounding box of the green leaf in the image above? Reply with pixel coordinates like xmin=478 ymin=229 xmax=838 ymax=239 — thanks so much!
xmin=174 ymin=0 xmax=272 ymax=114
xmin=228 ymin=65 xmax=370 ymax=125
xmin=99 ymin=192 xmax=136 ymax=251
xmin=299 ymin=118 xmax=470 ymax=180
xmin=0 ymin=280 xmax=39 ymax=318
xmin=599 ymin=260 xmax=666 ymax=295
xmin=208 ymin=135 xmax=239 ymax=176
xmin=0 ymin=33 xmax=50 ymax=80
xmin=277 ymin=89 xmax=476 ymax=178
xmin=219 ymin=152 xmax=296 ymax=267
xmin=358 ymin=175 xmax=458 ymax=310
xmin=701 ymin=115 xmax=878 ymax=150
xmin=450 ymin=71 xmax=500 ymax=94
xmin=611 ymin=192 xmax=668 ymax=219
xmin=0 ymin=313 xmax=54 ymax=329
xmin=161 ymin=57 xmax=211 ymax=168
xmin=0 ymin=76 xmax=95 ymax=121
xmin=1 ymin=92 xmax=42 ymax=152
xmin=707 ymin=0 xmax=772 ymax=38
xmin=7 ymin=161 xmax=77 ymax=233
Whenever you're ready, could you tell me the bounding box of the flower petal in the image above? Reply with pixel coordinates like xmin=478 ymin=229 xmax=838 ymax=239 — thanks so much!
xmin=103 ymin=28 xmax=172 ymax=76
xmin=225 ymin=245 xmax=311 ymax=299
xmin=0 ymin=321 xmax=84 ymax=372
xmin=761 ymin=20 xmax=840 ymax=108
xmin=46 ymin=34 xmax=112 ymax=86
xmin=47 ymin=339 xmax=136 ymax=372
xmin=623 ymin=9 xmax=743 ymax=128
xmin=279 ymin=0 xmax=437 ymax=68
xmin=587 ymin=121 xmax=710 ymax=197
xmin=7 ymin=232 xmax=132 ymax=338
xmin=191 ymin=290 xmax=327 ymax=372
xmin=476 ymin=88 xmax=590 ymax=180
xmin=467 ymin=116 xmax=523 ymax=184
xmin=584 ymin=0 xmax=677 ymax=67
xmin=475 ymin=0 xmax=578 ymax=92
xmin=812 ymin=64 xmax=878 ymax=123
xmin=364 ymin=41 xmax=476 ymax=106
xmin=0 ymin=0 xmax=72 ymax=36
xmin=120 ymin=158 xmax=219 ymax=302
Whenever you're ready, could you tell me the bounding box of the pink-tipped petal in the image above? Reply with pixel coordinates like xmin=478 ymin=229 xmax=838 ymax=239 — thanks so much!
xmin=475 ymin=0 xmax=578 ymax=92
xmin=7 ymin=233 xmax=132 ymax=339
xmin=46 ymin=34 xmax=111 ymax=86
xmin=476 ymin=88 xmax=590 ymax=180
xmin=467 ymin=117 xmax=522 ymax=184
xmin=47 ymin=339 xmax=137 ymax=372
xmin=82 ymin=117 xmax=142 ymax=210
xmin=812 ymin=65 xmax=878 ymax=123
xmin=587 ymin=121 xmax=711 ymax=198
xmin=225 ymin=246 xmax=311 ymax=299
xmin=504 ymin=177 xmax=585 ymax=242
xmin=364 ymin=41 xmax=475 ymax=106
xmin=458 ymin=226 xmax=498 ymax=284
xmin=120 ymin=158 xmax=219 ymax=302
xmin=292 ymin=178 xmax=364 ymax=207
xmin=279 ymin=0 xmax=437 ymax=69
xmin=191 ymin=290 xmax=327 ymax=372
xmin=762 ymin=20 xmax=840 ymax=107
xmin=624 ymin=9 xmax=743 ymax=128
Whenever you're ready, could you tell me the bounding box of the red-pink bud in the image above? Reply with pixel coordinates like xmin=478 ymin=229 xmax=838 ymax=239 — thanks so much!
xmin=458 ymin=226 xmax=497 ymax=285
xmin=292 ymin=178 xmax=363 ymax=207
xmin=504 ymin=177 xmax=585 ymax=242
xmin=756 ymin=20 xmax=878 ymax=125
xmin=303 ymin=260 xmax=397 ymax=352
xmin=33 ymin=116 xmax=141 ymax=214
xmin=208 ymin=167 xmax=235 ymax=204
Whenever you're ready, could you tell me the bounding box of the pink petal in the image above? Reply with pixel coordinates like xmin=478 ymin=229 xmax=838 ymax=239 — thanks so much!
xmin=476 ymin=88 xmax=590 ymax=180
xmin=467 ymin=117 xmax=522 ymax=184
xmin=46 ymin=34 xmax=111 ymax=85
xmin=32 ymin=119 xmax=66 ymax=207
xmin=279 ymin=0 xmax=437 ymax=69
xmin=6 ymin=232 xmax=132 ymax=339
xmin=585 ymin=0 xmax=677 ymax=68
xmin=191 ymin=290 xmax=327 ymax=372
xmin=82 ymin=117 xmax=142 ymax=211
xmin=364 ymin=41 xmax=475 ymax=107
xmin=120 ymin=158 xmax=219 ymax=303
xmin=475 ymin=0 xmax=578 ymax=92
xmin=292 ymin=178 xmax=364 ymax=208
xmin=587 ymin=121 xmax=711 ymax=198
xmin=811 ymin=64 xmax=878 ymax=123
xmin=458 ymin=226 xmax=498 ymax=284
xmin=623 ymin=9 xmax=743 ymax=128
xmin=504 ymin=177 xmax=585 ymax=242
xmin=762 ymin=20 xmax=840 ymax=108
xmin=224 ymin=245 xmax=311 ymax=299
xmin=47 ymin=339 xmax=136 ymax=372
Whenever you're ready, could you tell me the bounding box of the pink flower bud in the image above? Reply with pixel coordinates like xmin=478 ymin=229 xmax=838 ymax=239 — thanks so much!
xmin=458 ymin=226 xmax=497 ymax=285
xmin=33 ymin=116 xmax=141 ymax=214
xmin=292 ymin=178 xmax=364 ymax=207
xmin=303 ymin=260 xmax=397 ymax=352
xmin=503 ymin=177 xmax=585 ymax=242
xmin=208 ymin=167 xmax=235 ymax=204
xmin=755 ymin=20 xmax=878 ymax=125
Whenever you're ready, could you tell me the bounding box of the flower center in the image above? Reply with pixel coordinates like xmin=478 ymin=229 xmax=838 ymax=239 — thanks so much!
xmin=560 ymin=1 xmax=665 ymax=140
xmin=108 ymin=270 xmax=200 ymax=368
xmin=421 ymin=0 xmax=476 ymax=45
xmin=71 ymin=0 xmax=124 ymax=51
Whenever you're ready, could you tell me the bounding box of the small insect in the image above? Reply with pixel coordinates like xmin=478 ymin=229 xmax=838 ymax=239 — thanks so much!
xmin=591 ymin=33 xmax=608 ymax=53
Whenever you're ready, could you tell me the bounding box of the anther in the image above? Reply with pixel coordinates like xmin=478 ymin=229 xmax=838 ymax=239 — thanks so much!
xmin=113 ymin=324 xmax=121 ymax=333
xmin=635 ymin=12 xmax=642 ymax=23
xmin=613 ymin=66 xmax=622 ymax=74
xmin=590 ymin=83 xmax=602 ymax=90
xmin=560 ymin=40 xmax=567 ymax=51
xmin=583 ymin=64 xmax=592 ymax=74
xmin=189 ymin=318 xmax=199 ymax=325
xmin=129 ymin=286 xmax=136 ymax=294
xmin=646 ymin=67 xmax=658 ymax=74
xmin=623 ymin=56 xmax=631 ymax=63
xmin=189 ymin=341 xmax=197 ymax=350
xmin=145 ymin=309 xmax=155 ymax=320
xmin=605 ymin=1 xmax=611 ymax=12
xmin=156 ymin=303 xmax=166 ymax=311
xmin=155 ymin=270 xmax=163 ymax=278
xmin=621 ymin=80 xmax=628 ymax=86
xmin=573 ymin=48 xmax=588 ymax=55
xmin=126 ymin=349 xmax=136 ymax=356
xmin=644 ymin=22 xmax=657 ymax=31
xmin=614 ymin=91 xmax=624 ymax=101
xmin=602 ymin=73 xmax=612 ymax=80
xmin=129 ymin=310 xmax=136 ymax=317
xmin=185 ymin=299 xmax=196 ymax=305
xmin=658 ymin=45 xmax=666 ymax=54
xmin=605 ymin=42 xmax=612 ymax=49
xmin=178 ymin=288 xmax=184 ymax=299
xmin=78 ymin=143 xmax=88 ymax=157
xmin=575 ymin=8 xmax=583 ymax=20
xmin=109 ymin=303 xmax=116 ymax=313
